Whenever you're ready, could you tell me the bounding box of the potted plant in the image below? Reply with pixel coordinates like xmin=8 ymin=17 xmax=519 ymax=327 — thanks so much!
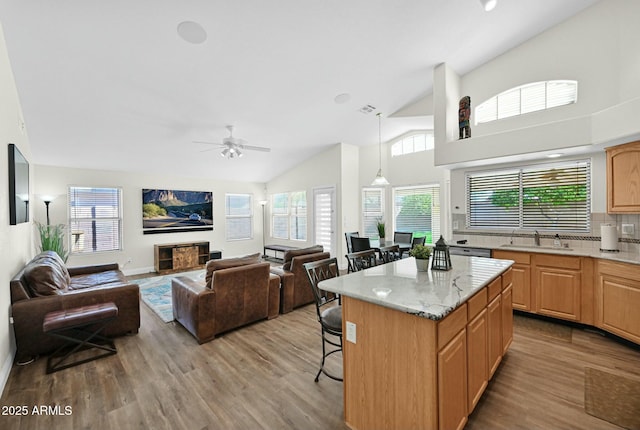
xmin=376 ymin=220 xmax=386 ymax=245
xmin=36 ymin=222 xmax=69 ymax=262
xmin=409 ymin=244 xmax=432 ymax=271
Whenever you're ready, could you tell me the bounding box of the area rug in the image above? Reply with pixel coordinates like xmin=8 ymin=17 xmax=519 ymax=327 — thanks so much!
xmin=137 ymin=270 xmax=205 ymax=323
xmin=584 ymin=367 xmax=640 ymax=429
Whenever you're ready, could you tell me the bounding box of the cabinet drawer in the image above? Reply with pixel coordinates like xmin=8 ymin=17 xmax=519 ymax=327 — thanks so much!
xmin=502 ymin=268 xmax=513 ymax=289
xmin=488 ymin=277 xmax=502 ymax=301
xmin=493 ymin=250 xmax=530 ymax=265
xmin=438 ymin=303 xmax=468 ymax=350
xmin=467 ymin=288 xmax=487 ymax=321
xmin=534 ymin=253 xmax=581 ymax=270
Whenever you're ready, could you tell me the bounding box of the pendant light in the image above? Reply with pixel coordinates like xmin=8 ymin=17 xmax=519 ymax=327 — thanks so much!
xmin=371 ymin=112 xmax=389 ymax=186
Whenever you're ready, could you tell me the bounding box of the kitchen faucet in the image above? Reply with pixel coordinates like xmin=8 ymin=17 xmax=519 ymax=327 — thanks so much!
xmin=510 ymin=229 xmax=516 ymax=245
xmin=534 ymin=230 xmax=540 ymax=246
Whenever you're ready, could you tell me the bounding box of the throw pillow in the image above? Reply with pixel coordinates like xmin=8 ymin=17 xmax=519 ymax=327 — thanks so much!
xmin=23 ymin=252 xmax=71 ymax=297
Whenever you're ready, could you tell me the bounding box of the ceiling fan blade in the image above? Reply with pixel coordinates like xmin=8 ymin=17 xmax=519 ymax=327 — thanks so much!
xmin=193 ymin=140 xmax=224 ymax=147
xmin=240 ymin=144 xmax=271 ymax=152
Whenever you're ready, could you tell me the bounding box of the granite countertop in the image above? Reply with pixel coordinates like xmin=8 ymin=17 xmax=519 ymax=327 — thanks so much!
xmin=319 ymin=255 xmax=513 ymax=321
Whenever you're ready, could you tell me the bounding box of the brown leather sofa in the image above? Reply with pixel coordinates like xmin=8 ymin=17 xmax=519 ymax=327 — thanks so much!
xmin=270 ymin=245 xmax=329 ymax=314
xmin=172 ymin=253 xmax=280 ymax=344
xmin=10 ymin=251 xmax=140 ymax=362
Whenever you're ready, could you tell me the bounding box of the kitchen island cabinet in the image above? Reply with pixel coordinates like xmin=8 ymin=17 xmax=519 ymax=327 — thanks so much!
xmin=320 ymin=256 xmax=513 ymax=430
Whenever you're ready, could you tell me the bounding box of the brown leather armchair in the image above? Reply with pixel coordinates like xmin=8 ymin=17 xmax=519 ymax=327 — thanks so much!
xmin=270 ymin=246 xmax=330 ymax=314
xmin=10 ymin=251 xmax=140 ymax=362
xmin=172 ymin=254 xmax=280 ymax=344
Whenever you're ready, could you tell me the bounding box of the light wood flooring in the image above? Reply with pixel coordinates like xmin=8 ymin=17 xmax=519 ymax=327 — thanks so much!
xmin=1 ymin=299 xmax=639 ymax=429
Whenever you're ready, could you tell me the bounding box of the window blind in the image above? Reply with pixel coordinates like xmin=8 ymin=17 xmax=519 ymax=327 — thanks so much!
xmin=68 ymin=186 xmax=122 ymax=253
xmin=272 ymin=192 xmax=289 ymax=239
xmin=467 ymin=160 xmax=590 ymax=231
xmin=290 ymin=191 xmax=307 ymax=240
xmin=362 ymin=188 xmax=384 ymax=237
xmin=225 ymin=194 xmax=253 ymax=240
xmin=393 ymin=185 xmax=440 ymax=245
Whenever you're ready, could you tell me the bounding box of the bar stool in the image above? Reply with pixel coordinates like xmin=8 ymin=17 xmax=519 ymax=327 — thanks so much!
xmin=43 ymin=302 xmax=118 ymax=374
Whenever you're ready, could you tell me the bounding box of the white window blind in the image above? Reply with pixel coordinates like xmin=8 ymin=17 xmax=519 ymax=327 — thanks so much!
xmin=289 ymin=191 xmax=307 ymax=241
xmin=271 ymin=192 xmax=289 ymax=239
xmin=362 ymin=188 xmax=384 ymax=237
xmin=69 ymin=186 xmax=122 ymax=253
xmin=271 ymin=191 xmax=307 ymax=240
xmin=392 ymin=185 xmax=440 ymax=245
xmin=225 ymin=194 xmax=253 ymax=240
xmin=476 ymin=80 xmax=578 ymax=124
xmin=466 ymin=160 xmax=590 ymax=231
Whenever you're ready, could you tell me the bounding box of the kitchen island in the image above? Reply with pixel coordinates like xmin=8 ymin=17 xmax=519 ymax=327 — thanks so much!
xmin=320 ymin=255 xmax=514 ymax=430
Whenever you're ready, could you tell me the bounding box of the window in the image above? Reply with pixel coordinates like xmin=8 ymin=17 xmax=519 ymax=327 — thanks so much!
xmin=225 ymin=194 xmax=253 ymax=240
xmin=69 ymin=187 xmax=122 ymax=254
xmin=271 ymin=191 xmax=307 ymax=240
xmin=391 ymin=132 xmax=434 ymax=157
xmin=475 ymin=80 xmax=578 ymax=124
xmin=362 ymin=188 xmax=384 ymax=237
xmin=466 ymin=160 xmax=590 ymax=231
xmin=392 ymin=185 xmax=440 ymax=245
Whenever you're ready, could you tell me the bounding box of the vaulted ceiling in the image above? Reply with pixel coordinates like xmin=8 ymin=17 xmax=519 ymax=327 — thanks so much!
xmin=0 ymin=0 xmax=598 ymax=182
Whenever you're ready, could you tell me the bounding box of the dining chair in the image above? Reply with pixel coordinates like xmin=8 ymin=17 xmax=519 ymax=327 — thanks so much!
xmin=351 ymin=236 xmax=372 ymax=252
xmin=303 ymin=258 xmax=342 ymax=382
xmin=378 ymin=244 xmax=401 ymax=263
xmin=346 ymin=249 xmax=378 ymax=273
xmin=411 ymin=236 xmax=426 ymax=248
xmin=344 ymin=232 xmax=359 ymax=254
xmin=393 ymin=231 xmax=413 ymax=244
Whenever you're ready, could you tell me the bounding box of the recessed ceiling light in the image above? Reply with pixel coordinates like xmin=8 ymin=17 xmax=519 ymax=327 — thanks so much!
xmin=334 ymin=93 xmax=351 ymax=104
xmin=547 ymin=153 xmax=563 ymax=158
xmin=177 ymin=21 xmax=207 ymax=44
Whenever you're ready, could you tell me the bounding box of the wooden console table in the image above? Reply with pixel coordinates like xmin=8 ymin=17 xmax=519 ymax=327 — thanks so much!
xmin=154 ymin=242 xmax=210 ymax=274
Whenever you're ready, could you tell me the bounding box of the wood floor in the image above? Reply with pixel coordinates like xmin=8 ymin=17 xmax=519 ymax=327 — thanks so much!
xmin=1 ymin=301 xmax=639 ymax=430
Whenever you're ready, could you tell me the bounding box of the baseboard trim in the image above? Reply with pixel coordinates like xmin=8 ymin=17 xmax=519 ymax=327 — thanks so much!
xmin=0 ymin=345 xmax=16 ymax=397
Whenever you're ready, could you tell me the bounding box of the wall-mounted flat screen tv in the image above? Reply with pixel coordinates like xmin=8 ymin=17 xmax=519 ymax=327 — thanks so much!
xmin=8 ymin=143 xmax=29 ymax=225
xmin=142 ymin=188 xmax=213 ymax=234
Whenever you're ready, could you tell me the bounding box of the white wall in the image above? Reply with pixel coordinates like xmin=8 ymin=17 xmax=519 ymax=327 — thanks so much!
xmin=435 ymin=0 xmax=640 ymax=166
xmin=0 ymin=21 xmax=33 ymax=393
xmin=33 ymin=165 xmax=265 ymax=274
xmin=266 ymin=144 xmax=342 ymax=257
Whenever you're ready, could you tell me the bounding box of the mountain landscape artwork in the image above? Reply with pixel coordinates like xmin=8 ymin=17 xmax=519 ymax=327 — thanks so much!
xmin=142 ymin=189 xmax=213 ymax=234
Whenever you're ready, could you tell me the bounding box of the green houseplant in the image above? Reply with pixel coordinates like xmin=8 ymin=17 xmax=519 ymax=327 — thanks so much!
xmin=409 ymin=244 xmax=431 ymax=271
xmin=376 ymin=219 xmax=386 ymax=242
xmin=36 ymin=222 xmax=69 ymax=262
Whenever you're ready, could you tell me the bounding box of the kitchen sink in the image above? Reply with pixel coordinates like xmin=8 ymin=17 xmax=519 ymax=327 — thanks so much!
xmin=499 ymin=244 xmax=573 ymax=251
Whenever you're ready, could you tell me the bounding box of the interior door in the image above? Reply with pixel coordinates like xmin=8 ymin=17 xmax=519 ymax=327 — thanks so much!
xmin=313 ymin=187 xmax=336 ymax=257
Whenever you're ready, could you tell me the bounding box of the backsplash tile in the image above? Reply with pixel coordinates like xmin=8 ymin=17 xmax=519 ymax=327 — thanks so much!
xmin=451 ymin=212 xmax=640 ymax=254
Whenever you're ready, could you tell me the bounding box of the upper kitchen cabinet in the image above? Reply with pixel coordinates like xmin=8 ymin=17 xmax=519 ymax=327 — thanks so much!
xmin=607 ymin=140 xmax=640 ymax=213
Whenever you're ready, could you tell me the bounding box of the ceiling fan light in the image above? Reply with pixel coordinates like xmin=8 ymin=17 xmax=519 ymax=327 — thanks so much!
xmin=480 ymin=0 xmax=497 ymax=12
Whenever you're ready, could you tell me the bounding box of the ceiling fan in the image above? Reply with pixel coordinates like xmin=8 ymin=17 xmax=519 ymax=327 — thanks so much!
xmin=194 ymin=125 xmax=271 ymax=159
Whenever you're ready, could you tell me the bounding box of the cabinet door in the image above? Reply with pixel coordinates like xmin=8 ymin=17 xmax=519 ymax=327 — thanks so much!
xmin=511 ymin=264 xmax=531 ymax=311
xmin=597 ymin=274 xmax=640 ymax=344
xmin=502 ymin=284 xmax=514 ymax=353
xmin=438 ymin=329 xmax=467 ymax=430
xmin=534 ymin=266 xmax=581 ymax=321
xmin=466 ymin=309 xmax=487 ymax=414
xmin=607 ymin=140 xmax=640 ymax=213
xmin=487 ymin=295 xmax=502 ymax=378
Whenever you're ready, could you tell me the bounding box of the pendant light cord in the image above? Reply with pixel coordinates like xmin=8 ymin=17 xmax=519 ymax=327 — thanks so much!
xmin=378 ymin=112 xmax=382 ymax=170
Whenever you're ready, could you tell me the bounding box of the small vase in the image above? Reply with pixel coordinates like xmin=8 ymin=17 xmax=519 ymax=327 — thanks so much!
xmin=379 ymin=237 xmax=385 ymax=246
xmin=415 ymin=258 xmax=430 ymax=272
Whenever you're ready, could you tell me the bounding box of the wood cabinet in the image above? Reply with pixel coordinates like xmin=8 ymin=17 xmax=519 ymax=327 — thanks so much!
xmin=493 ymin=250 xmax=531 ymax=311
xmin=596 ymin=260 xmax=640 ymax=344
xmin=502 ymin=283 xmax=514 ymax=353
xmin=533 ymin=254 xmax=582 ymax=321
xmin=607 ymin=140 xmax=640 ymax=213
xmin=154 ymin=241 xmax=210 ymax=274
xmin=466 ymin=308 xmax=487 ymax=414
xmin=487 ymin=294 xmax=502 ymax=378
xmin=439 ymin=329 xmax=468 ymax=430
